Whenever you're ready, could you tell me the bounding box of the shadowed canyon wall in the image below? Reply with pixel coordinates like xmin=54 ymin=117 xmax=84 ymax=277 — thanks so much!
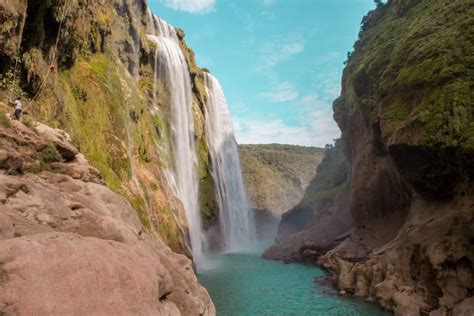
xmin=266 ymin=0 xmax=473 ymax=314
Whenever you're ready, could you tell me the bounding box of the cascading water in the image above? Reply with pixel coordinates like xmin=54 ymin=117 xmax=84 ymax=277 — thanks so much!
xmin=204 ymin=74 xmax=256 ymax=251
xmin=146 ymin=12 xmax=205 ymax=263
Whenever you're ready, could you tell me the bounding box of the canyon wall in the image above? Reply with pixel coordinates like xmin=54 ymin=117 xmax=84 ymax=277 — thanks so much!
xmin=0 ymin=0 xmax=219 ymax=254
xmin=0 ymin=0 xmax=221 ymax=313
xmin=267 ymin=0 xmax=473 ymax=314
xmin=263 ymin=139 xmax=352 ymax=260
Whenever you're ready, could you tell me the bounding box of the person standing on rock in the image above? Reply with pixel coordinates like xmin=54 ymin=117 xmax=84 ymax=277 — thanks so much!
xmin=13 ymin=97 xmax=22 ymax=120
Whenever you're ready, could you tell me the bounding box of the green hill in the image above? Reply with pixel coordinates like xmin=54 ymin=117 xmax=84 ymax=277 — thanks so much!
xmin=239 ymin=144 xmax=325 ymax=217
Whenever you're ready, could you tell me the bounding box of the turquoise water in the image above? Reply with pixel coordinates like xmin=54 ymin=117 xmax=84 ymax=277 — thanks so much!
xmin=198 ymin=247 xmax=391 ymax=316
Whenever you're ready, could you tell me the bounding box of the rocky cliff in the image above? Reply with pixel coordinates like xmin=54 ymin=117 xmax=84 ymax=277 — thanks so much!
xmin=266 ymin=0 xmax=474 ymax=315
xmin=263 ymin=139 xmax=352 ymax=260
xmin=0 ymin=0 xmax=219 ymax=314
xmin=0 ymin=0 xmax=219 ymax=254
xmin=0 ymin=114 xmax=214 ymax=314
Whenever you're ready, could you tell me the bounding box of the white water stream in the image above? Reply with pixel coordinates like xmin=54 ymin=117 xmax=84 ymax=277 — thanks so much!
xmin=147 ymin=12 xmax=205 ymax=263
xmin=204 ymin=74 xmax=256 ymax=251
xmin=147 ymin=12 xmax=256 ymax=265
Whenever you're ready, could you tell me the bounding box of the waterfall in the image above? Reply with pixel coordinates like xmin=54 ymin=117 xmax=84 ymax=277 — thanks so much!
xmin=204 ymin=74 xmax=256 ymax=251
xmin=146 ymin=12 xmax=205 ymax=263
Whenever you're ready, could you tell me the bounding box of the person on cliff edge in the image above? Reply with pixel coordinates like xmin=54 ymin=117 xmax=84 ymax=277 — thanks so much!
xmin=13 ymin=97 xmax=22 ymax=120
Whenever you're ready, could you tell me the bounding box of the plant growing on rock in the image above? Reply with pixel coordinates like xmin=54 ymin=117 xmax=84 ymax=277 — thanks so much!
xmin=38 ymin=144 xmax=63 ymax=164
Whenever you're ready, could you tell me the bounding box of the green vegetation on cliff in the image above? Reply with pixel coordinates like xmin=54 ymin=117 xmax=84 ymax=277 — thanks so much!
xmin=0 ymin=0 xmax=219 ymax=254
xmin=239 ymin=144 xmax=325 ymax=216
xmin=336 ymin=0 xmax=474 ymax=150
xmin=301 ymin=139 xmax=350 ymax=207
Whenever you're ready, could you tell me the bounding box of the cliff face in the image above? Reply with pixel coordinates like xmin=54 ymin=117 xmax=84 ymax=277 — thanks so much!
xmin=0 ymin=0 xmax=219 ymax=253
xmin=0 ymin=0 xmax=219 ymax=314
xmin=0 ymin=114 xmax=214 ymax=315
xmin=266 ymin=0 xmax=473 ymax=315
xmin=329 ymin=1 xmax=473 ymax=313
xmin=263 ymin=140 xmax=352 ymax=260
xmin=239 ymin=144 xmax=324 ymax=217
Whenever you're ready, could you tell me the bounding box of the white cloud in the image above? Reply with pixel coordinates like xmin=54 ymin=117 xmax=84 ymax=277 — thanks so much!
xmin=161 ymin=0 xmax=215 ymax=13
xmin=233 ymin=91 xmax=341 ymax=147
xmin=259 ymin=81 xmax=298 ymax=102
xmin=234 ymin=111 xmax=340 ymax=147
xmin=256 ymin=37 xmax=305 ymax=71
xmin=308 ymin=70 xmax=342 ymax=102
xmin=234 ymin=119 xmax=315 ymax=146
xmin=300 ymin=93 xmax=326 ymax=108
xmin=297 ymin=93 xmax=341 ymax=143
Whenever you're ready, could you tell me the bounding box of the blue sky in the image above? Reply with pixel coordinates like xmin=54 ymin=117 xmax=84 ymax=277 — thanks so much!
xmin=148 ymin=0 xmax=375 ymax=146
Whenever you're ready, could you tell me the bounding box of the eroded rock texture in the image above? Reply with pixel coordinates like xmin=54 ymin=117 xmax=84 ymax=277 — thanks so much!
xmin=0 ymin=119 xmax=215 ymax=315
xmin=0 ymin=0 xmax=219 ymax=253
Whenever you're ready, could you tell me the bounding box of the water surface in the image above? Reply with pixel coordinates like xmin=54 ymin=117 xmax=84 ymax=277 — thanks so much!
xmin=198 ymin=246 xmax=391 ymax=316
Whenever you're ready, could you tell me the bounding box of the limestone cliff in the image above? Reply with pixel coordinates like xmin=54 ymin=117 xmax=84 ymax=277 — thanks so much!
xmin=266 ymin=0 xmax=474 ymax=315
xmin=263 ymin=139 xmax=352 ymax=260
xmin=0 ymin=0 xmax=219 ymax=314
xmin=0 ymin=114 xmax=214 ymax=314
xmin=0 ymin=0 xmax=219 ymax=254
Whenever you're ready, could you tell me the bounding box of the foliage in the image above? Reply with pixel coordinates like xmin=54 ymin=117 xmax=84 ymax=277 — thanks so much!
xmin=70 ymin=84 xmax=87 ymax=101
xmin=22 ymin=116 xmax=33 ymax=128
xmin=301 ymin=139 xmax=350 ymax=205
xmin=239 ymin=144 xmax=325 ymax=212
xmin=0 ymin=110 xmax=10 ymax=128
xmin=38 ymin=144 xmax=63 ymax=164
xmin=339 ymin=0 xmax=474 ymax=151
xmin=6 ymin=167 xmax=20 ymax=176
xmin=128 ymin=196 xmax=151 ymax=231
xmin=0 ymin=69 xmax=27 ymax=101
xmin=59 ymin=54 xmax=131 ymax=190
xmin=158 ymin=204 xmax=186 ymax=252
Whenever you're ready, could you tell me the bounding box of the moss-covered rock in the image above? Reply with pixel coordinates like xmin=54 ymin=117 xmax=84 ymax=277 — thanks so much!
xmin=0 ymin=0 xmax=220 ymax=255
xmin=337 ymin=0 xmax=474 ymax=151
xmin=178 ymin=32 xmax=220 ymax=228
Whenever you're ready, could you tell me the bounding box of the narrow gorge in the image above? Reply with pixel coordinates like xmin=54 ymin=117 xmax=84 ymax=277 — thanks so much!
xmin=0 ymin=0 xmax=472 ymax=315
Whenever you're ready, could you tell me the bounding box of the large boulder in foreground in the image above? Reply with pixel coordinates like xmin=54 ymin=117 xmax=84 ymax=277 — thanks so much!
xmin=0 ymin=118 xmax=215 ymax=315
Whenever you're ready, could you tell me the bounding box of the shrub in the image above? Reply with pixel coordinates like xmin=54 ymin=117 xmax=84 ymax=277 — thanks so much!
xmin=0 ymin=110 xmax=10 ymax=127
xmin=38 ymin=144 xmax=63 ymax=164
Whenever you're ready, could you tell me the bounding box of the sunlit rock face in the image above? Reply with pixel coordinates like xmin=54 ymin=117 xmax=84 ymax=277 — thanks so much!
xmin=0 ymin=117 xmax=215 ymax=315
xmin=0 ymin=0 xmax=220 ymax=256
